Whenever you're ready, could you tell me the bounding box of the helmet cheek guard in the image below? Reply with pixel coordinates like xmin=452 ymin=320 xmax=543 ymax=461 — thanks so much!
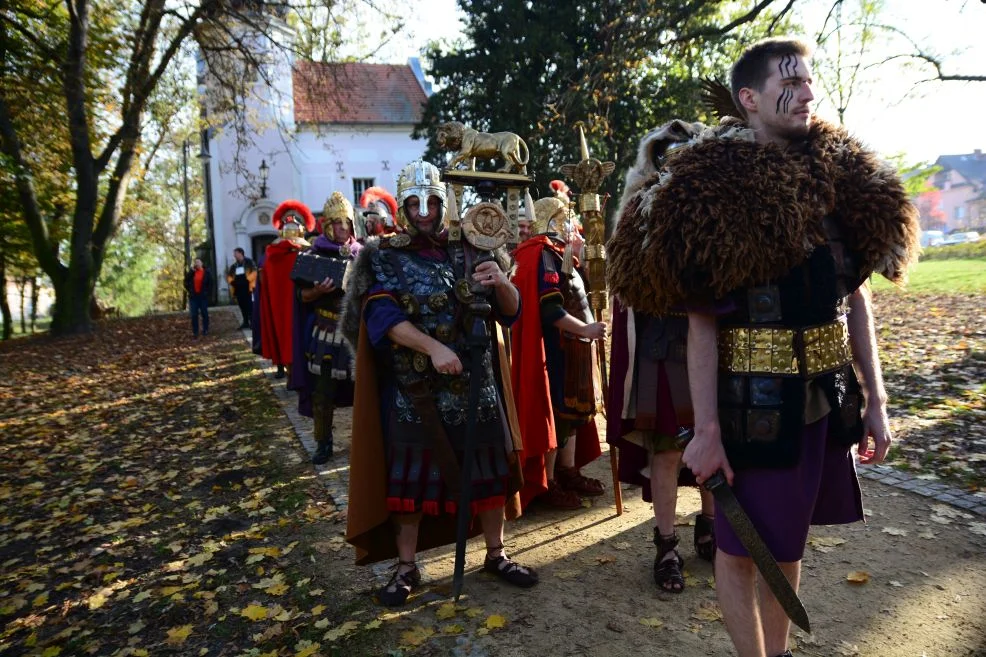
xmin=395 ymin=160 xmax=446 ymax=235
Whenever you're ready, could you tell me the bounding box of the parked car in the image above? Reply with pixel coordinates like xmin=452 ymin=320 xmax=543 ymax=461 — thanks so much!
xmin=921 ymin=230 xmax=945 ymax=247
xmin=941 ymin=231 xmax=980 ymax=246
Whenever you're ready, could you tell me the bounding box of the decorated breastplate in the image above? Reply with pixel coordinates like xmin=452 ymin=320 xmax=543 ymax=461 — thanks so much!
xmin=371 ymin=247 xmax=500 ymax=426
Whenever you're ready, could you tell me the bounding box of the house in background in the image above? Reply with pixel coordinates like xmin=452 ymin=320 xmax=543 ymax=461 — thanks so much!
xmin=924 ymin=149 xmax=986 ymax=233
xmin=198 ymin=14 xmax=429 ymax=302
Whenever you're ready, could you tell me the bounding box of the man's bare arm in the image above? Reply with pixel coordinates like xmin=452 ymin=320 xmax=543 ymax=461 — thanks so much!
xmin=847 ymin=282 xmax=891 ymax=463
xmin=681 ymin=311 xmax=734 ymax=485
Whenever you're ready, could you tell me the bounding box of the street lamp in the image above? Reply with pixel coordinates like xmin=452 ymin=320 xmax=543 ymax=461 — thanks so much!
xmin=182 ymin=137 xmax=213 ymax=309
xmin=259 ymin=159 xmax=269 ymax=199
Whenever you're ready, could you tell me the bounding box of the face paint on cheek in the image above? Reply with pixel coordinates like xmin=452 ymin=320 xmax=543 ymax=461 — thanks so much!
xmin=775 ymin=88 xmax=793 ymax=115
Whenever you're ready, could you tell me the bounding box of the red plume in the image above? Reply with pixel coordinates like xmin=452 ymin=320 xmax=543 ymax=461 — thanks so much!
xmin=549 ymin=180 xmax=571 ymax=200
xmin=272 ymin=199 xmax=316 ymax=233
xmin=359 ymin=186 xmax=398 ymax=219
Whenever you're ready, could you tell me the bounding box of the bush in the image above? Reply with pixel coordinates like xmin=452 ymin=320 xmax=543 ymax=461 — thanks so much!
xmin=919 ymin=240 xmax=986 ymax=261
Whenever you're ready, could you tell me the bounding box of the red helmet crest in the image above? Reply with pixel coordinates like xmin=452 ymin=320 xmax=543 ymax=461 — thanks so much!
xmin=359 ymin=186 xmax=398 ymax=220
xmin=272 ymin=199 xmax=316 ymax=233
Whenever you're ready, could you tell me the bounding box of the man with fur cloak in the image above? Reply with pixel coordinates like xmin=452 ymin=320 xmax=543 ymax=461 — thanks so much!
xmin=511 ymin=188 xmax=605 ymax=510
xmin=607 ymin=38 xmax=919 ymax=657
xmin=258 ymin=200 xmax=314 ymax=378
xmin=340 ymin=160 xmax=537 ymax=607
xmin=606 ymin=122 xmax=717 ymax=594
xmin=289 ymin=192 xmax=361 ymax=465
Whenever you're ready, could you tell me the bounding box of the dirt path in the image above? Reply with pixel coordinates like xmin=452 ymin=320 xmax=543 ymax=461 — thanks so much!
xmin=320 ymin=407 xmax=986 ymax=657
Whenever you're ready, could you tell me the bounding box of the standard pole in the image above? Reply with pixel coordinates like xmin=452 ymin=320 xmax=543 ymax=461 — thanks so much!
xmin=182 ymin=139 xmax=192 ymax=311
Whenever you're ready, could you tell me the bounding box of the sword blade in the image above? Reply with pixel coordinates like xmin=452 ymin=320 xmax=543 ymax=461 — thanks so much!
xmin=705 ymin=472 xmax=811 ymax=633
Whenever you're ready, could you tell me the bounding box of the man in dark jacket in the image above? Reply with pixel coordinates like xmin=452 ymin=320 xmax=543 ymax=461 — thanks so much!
xmin=184 ymin=258 xmax=212 ymax=337
xmin=227 ymin=247 xmax=257 ymax=329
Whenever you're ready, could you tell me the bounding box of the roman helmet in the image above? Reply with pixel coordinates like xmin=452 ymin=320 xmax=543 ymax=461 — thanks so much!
xmin=532 ymin=197 xmax=570 ymax=236
xmin=321 ymin=191 xmax=354 ymax=235
xmin=358 ymin=186 xmax=399 ymax=238
xmin=271 ymin=199 xmax=315 ymax=241
xmin=395 ymin=160 xmax=446 ymax=235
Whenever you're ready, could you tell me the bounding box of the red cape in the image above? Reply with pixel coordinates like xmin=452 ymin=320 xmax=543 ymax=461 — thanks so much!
xmin=260 ymin=240 xmax=302 ymax=365
xmin=511 ymin=237 xmax=602 ymax=509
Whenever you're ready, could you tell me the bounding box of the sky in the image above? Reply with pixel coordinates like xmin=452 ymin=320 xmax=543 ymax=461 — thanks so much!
xmin=366 ymin=0 xmax=985 ymax=164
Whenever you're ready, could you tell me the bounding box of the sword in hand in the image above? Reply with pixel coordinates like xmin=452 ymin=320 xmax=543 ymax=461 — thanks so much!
xmin=677 ymin=428 xmax=812 ymax=634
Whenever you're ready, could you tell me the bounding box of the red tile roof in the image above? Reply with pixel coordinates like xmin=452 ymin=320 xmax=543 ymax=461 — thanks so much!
xmin=293 ymin=62 xmax=428 ymax=125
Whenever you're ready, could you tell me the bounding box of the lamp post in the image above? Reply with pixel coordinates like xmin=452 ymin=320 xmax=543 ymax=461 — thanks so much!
xmin=182 ymin=139 xmax=192 ymax=310
xmin=259 ymin=159 xmax=269 ymax=199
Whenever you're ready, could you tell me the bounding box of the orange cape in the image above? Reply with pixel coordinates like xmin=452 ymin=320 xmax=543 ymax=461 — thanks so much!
xmin=511 ymin=237 xmax=602 ymax=509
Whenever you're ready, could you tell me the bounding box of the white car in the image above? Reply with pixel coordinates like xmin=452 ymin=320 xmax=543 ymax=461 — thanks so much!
xmin=941 ymin=231 xmax=980 ymax=245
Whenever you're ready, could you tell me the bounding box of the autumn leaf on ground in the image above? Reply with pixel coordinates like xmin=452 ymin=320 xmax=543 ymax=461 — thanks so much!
xmin=165 ymin=625 xmax=193 ymax=645
xmin=691 ymin=600 xmax=723 ymax=622
xmin=846 ymin=571 xmax=871 ymax=585
xmin=435 ymin=602 xmax=457 ymax=620
xmin=485 ymin=614 xmax=508 ymax=630
xmin=241 ymin=604 xmax=270 ymax=621
xmin=882 ymin=526 xmax=908 ymax=536
xmin=293 ymin=640 xmax=320 ymax=657
xmin=323 ymin=620 xmax=360 ymax=642
xmin=399 ymin=625 xmax=435 ymax=647
xmin=639 ymin=617 xmax=664 ymax=628
xmin=807 ymin=535 xmax=847 ymax=553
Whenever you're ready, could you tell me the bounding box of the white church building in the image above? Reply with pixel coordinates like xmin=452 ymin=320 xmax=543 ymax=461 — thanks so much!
xmin=198 ymin=18 xmax=429 ymax=302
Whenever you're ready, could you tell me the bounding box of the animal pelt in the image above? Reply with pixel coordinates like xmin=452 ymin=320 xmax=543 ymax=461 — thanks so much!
xmin=340 ymin=236 xmax=381 ymax=354
xmin=607 ymin=118 xmax=921 ymax=315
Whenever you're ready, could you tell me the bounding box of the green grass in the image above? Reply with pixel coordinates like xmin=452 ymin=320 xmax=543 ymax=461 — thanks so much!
xmin=871 ymin=258 xmax=986 ymax=294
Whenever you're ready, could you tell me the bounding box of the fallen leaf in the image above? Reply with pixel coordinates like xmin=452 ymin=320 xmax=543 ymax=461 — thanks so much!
xmin=399 ymin=625 xmax=434 ymax=646
xmin=639 ymin=617 xmax=664 ymax=628
xmin=485 ymin=614 xmax=508 ymax=630
xmin=691 ymin=601 xmax=723 ymax=622
xmin=846 ymin=571 xmax=871 ymax=585
xmin=293 ymin=640 xmax=320 ymax=657
xmin=323 ymin=620 xmax=360 ymax=642
xmin=241 ymin=604 xmax=269 ymax=621
xmin=435 ymin=602 xmax=457 ymax=620
xmin=165 ymin=625 xmax=193 ymax=645
xmin=442 ymin=623 xmax=465 ymax=634
xmin=882 ymin=526 xmax=908 ymax=536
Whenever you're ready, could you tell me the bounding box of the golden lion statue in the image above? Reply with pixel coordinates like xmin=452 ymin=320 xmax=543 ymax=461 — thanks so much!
xmin=436 ymin=121 xmax=529 ymax=175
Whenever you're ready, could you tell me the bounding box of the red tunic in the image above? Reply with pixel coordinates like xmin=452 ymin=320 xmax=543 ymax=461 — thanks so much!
xmin=259 ymin=239 xmax=303 ymax=366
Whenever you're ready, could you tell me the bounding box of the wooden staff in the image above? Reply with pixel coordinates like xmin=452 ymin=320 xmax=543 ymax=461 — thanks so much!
xmin=560 ymin=127 xmax=621 ymax=515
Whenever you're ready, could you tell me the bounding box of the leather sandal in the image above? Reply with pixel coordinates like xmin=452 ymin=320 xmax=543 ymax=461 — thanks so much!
xmin=377 ymin=560 xmax=421 ymax=607
xmin=556 ymin=465 xmax=605 ymax=497
xmin=483 ymin=551 xmax=539 ymax=588
xmin=540 ymin=479 xmax=583 ymax=510
xmin=694 ymin=513 xmax=716 ymax=562
xmin=653 ymin=528 xmax=684 ymax=593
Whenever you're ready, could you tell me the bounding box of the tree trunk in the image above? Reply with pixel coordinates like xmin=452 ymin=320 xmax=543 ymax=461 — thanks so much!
xmin=0 ymin=251 xmax=11 ymax=341
xmin=29 ymin=276 xmax=38 ymax=332
xmin=16 ymin=278 xmax=26 ymax=334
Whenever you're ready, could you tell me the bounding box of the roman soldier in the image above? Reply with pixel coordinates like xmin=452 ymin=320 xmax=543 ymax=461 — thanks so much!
xmin=289 ymin=191 xmax=361 ymax=464
xmin=341 ymin=160 xmax=536 ymax=606
xmin=258 ymin=200 xmax=314 ymax=378
xmin=356 ymin=186 xmax=399 ymax=242
xmin=510 ymin=191 xmax=604 ymax=509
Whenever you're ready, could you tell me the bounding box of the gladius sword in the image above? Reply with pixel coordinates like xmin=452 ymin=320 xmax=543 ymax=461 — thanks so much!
xmin=678 ymin=428 xmax=811 ymax=633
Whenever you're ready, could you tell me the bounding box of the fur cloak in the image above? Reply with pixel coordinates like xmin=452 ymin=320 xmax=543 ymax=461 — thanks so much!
xmin=607 ymin=118 xmax=921 ymax=315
